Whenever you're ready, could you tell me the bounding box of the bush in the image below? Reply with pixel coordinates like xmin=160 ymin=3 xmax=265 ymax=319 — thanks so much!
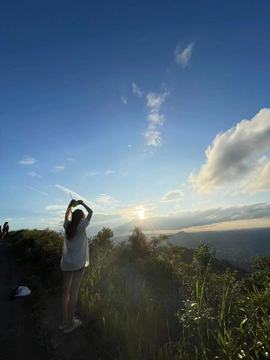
xmin=10 ymin=229 xmax=63 ymax=283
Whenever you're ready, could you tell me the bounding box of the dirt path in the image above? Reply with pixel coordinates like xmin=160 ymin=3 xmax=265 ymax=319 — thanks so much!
xmin=0 ymin=239 xmax=49 ymax=360
xmin=37 ymin=291 xmax=100 ymax=360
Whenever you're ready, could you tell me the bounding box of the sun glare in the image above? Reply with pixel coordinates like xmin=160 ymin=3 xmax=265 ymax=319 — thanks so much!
xmin=136 ymin=208 xmax=146 ymax=220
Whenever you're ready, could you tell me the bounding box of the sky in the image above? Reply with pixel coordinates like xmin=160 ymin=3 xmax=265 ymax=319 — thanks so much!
xmin=1 ymin=0 xmax=270 ymax=233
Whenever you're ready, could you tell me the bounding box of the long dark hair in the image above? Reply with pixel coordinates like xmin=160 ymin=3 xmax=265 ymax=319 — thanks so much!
xmin=66 ymin=209 xmax=84 ymax=240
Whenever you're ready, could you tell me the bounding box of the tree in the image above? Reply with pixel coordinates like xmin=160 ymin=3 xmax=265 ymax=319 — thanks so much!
xmin=193 ymin=243 xmax=213 ymax=270
xmin=92 ymin=227 xmax=114 ymax=250
xmin=129 ymin=227 xmax=150 ymax=256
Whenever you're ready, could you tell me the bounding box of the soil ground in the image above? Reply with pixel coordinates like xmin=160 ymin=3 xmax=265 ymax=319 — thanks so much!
xmin=0 ymin=238 xmax=100 ymax=360
xmin=0 ymin=238 xmax=48 ymax=360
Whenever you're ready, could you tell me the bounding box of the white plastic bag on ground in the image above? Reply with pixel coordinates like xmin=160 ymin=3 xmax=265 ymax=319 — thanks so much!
xmin=15 ymin=286 xmax=31 ymax=297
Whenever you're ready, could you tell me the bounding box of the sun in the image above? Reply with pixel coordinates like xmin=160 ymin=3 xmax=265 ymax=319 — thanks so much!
xmin=136 ymin=207 xmax=146 ymax=220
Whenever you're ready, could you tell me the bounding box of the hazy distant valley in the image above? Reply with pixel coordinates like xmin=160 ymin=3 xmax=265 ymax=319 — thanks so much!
xmin=109 ymin=227 xmax=270 ymax=271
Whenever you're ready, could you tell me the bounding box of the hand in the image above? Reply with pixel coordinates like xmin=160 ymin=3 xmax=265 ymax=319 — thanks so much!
xmin=68 ymin=199 xmax=77 ymax=208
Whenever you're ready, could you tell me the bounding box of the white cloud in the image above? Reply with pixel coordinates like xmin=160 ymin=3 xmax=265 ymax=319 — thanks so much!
xmin=144 ymin=91 xmax=169 ymax=147
xmin=84 ymin=171 xmax=99 ymax=177
xmin=105 ymin=169 xmax=116 ymax=175
xmin=46 ymin=204 xmax=66 ymax=212
xmin=161 ymin=190 xmax=184 ymax=202
xmin=28 ymin=186 xmax=48 ymax=196
xmin=121 ymin=96 xmax=128 ymax=105
xmin=132 ymin=83 xmax=169 ymax=147
xmin=52 ymin=165 xmax=65 ymax=173
xmin=96 ymin=194 xmax=120 ymax=207
xmin=148 ymin=112 xmax=165 ymax=126
xmin=45 ymin=201 xmax=125 ymax=231
xmin=66 ymin=157 xmax=75 ymax=161
xmin=127 ymin=202 xmax=270 ymax=231
xmin=144 ymin=129 xmax=162 ymax=147
xmin=28 ymin=171 xmax=41 ymax=178
xmin=175 ymin=42 xmax=194 ymax=67
xmin=243 ymin=157 xmax=270 ymax=194
xmin=91 ymin=213 xmax=122 ymax=222
xmin=49 ymin=189 xmax=127 ymax=232
xmin=19 ymin=156 xmax=37 ymax=165
xmin=146 ymin=92 xmax=169 ymax=112
xmin=55 ymin=184 xmax=99 ymax=210
xmin=190 ymin=109 xmax=270 ymax=193
xmin=132 ymin=82 xmax=143 ymax=97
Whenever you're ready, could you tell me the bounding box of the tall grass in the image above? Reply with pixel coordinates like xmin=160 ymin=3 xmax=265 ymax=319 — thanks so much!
xmin=10 ymin=228 xmax=270 ymax=359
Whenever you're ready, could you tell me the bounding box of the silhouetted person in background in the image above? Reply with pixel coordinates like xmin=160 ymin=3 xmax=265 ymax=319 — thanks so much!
xmin=59 ymin=199 xmax=93 ymax=334
xmin=2 ymin=222 xmax=9 ymax=238
xmin=0 ymin=225 xmax=2 ymax=239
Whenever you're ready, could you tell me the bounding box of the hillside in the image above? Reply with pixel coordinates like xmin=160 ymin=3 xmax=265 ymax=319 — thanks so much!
xmin=6 ymin=228 xmax=270 ymax=359
xmin=113 ymin=227 xmax=270 ymax=271
xmin=168 ymin=227 xmax=270 ymax=270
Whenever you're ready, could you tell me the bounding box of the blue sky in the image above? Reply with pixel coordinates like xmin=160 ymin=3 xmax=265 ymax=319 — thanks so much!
xmin=1 ymin=0 xmax=270 ymax=232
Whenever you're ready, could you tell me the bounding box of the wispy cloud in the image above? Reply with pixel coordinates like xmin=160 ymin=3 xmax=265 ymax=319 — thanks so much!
xmin=55 ymin=184 xmax=125 ymax=220
xmin=124 ymin=202 xmax=270 ymax=232
xmin=28 ymin=186 xmax=48 ymax=197
xmin=55 ymin=184 xmax=98 ymax=209
xmin=144 ymin=129 xmax=162 ymax=147
xmin=132 ymin=82 xmax=169 ymax=147
xmin=161 ymin=189 xmax=184 ymax=202
xmin=19 ymin=156 xmax=37 ymax=165
xmin=84 ymin=170 xmax=99 ymax=177
xmin=175 ymin=42 xmax=194 ymax=68
xmin=66 ymin=157 xmax=75 ymax=162
xmin=121 ymin=96 xmax=128 ymax=105
xmin=147 ymin=112 xmax=165 ymax=126
xmin=190 ymin=109 xmax=270 ymax=193
xmin=105 ymin=169 xmax=116 ymax=175
xmin=95 ymin=193 xmax=121 ymax=209
xmin=146 ymin=92 xmax=168 ymax=112
xmin=119 ymin=171 xmax=129 ymax=177
xmin=51 ymin=165 xmax=65 ymax=173
xmin=144 ymin=91 xmax=169 ymax=147
xmin=45 ymin=205 xmax=67 ymax=228
xmin=46 ymin=204 xmax=66 ymax=212
xmin=28 ymin=171 xmax=41 ymax=178
xmin=84 ymin=170 xmax=118 ymax=178
xmin=132 ymin=82 xmax=143 ymax=97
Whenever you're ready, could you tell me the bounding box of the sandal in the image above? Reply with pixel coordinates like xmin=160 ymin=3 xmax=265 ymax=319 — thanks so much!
xmin=63 ymin=318 xmax=82 ymax=334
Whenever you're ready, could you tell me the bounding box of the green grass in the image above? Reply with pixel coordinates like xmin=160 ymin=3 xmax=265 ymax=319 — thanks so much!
xmin=9 ymin=227 xmax=270 ymax=359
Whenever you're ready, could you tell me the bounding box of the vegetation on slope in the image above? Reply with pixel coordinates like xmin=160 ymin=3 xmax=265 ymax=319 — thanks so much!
xmin=9 ymin=228 xmax=270 ymax=360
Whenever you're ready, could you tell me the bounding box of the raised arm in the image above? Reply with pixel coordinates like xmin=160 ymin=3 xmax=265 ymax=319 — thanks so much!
xmin=77 ymin=200 xmax=93 ymax=221
xmin=65 ymin=199 xmax=77 ymax=221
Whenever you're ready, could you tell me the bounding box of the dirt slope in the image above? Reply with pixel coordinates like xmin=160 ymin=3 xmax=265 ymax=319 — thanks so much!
xmin=0 ymin=237 xmax=100 ymax=360
xmin=0 ymin=239 xmax=49 ymax=360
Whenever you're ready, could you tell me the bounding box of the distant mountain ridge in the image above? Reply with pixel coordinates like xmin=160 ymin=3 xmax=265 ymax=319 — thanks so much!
xmin=111 ymin=227 xmax=270 ymax=271
xmin=168 ymin=228 xmax=270 ymax=270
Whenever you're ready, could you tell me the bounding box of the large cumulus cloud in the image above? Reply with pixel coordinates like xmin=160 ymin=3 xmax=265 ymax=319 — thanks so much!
xmin=190 ymin=109 xmax=270 ymax=193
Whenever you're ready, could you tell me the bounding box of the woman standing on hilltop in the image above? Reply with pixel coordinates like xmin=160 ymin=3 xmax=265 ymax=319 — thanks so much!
xmin=59 ymin=199 xmax=93 ymax=334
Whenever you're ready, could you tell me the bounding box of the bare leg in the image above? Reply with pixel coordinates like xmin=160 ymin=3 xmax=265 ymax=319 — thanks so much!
xmin=67 ymin=267 xmax=85 ymax=326
xmin=61 ymin=271 xmax=73 ymax=325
